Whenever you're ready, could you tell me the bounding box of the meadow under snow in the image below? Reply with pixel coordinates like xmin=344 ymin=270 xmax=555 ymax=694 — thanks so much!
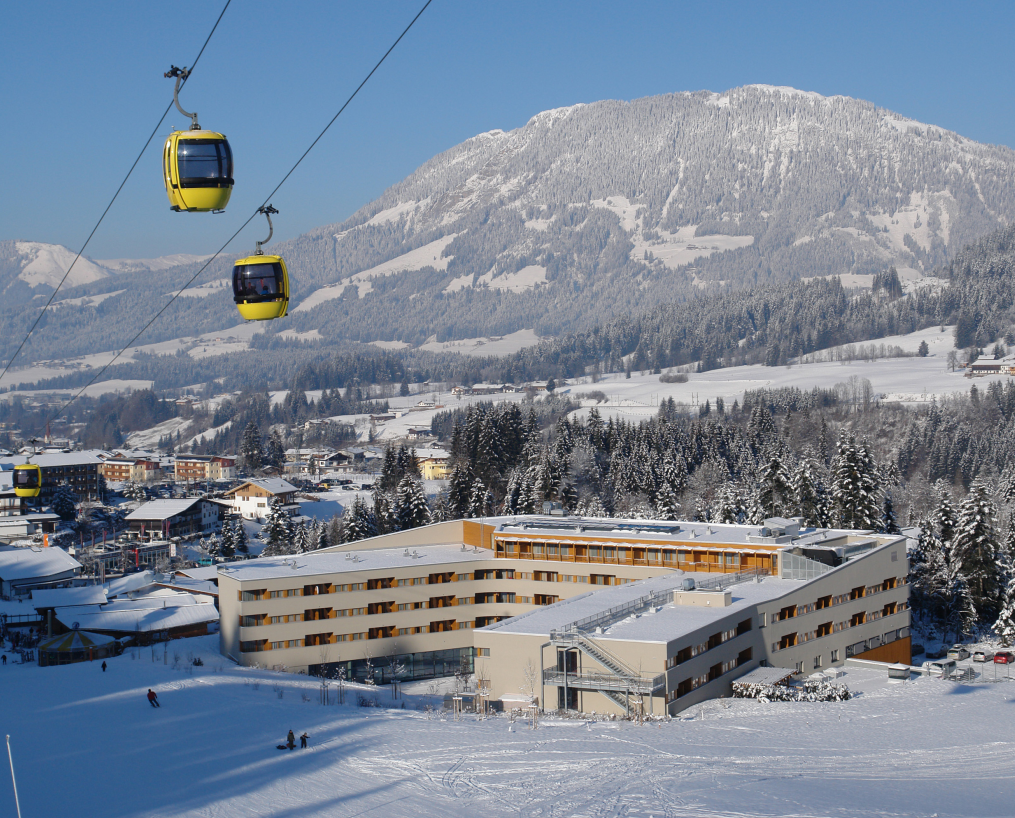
xmin=1 ymin=634 xmax=1013 ymax=818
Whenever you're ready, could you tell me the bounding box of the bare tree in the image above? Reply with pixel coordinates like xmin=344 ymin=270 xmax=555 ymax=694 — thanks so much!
xmin=521 ymin=658 xmax=538 ymax=699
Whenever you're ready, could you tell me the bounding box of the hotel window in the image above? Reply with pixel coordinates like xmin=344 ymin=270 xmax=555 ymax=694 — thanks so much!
xmin=476 ymin=648 xmax=491 ymax=657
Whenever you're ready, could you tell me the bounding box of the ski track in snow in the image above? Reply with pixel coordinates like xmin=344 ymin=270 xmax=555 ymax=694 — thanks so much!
xmin=2 ymin=635 xmax=1015 ymax=817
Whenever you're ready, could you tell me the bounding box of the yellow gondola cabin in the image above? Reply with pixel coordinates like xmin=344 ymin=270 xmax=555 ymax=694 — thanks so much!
xmin=163 ymin=65 xmax=233 ymax=212
xmin=232 ymin=205 xmax=289 ymax=320
xmin=14 ymin=464 xmax=41 ymax=498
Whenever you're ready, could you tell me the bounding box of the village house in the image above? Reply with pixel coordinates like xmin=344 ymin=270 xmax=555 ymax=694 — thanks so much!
xmin=174 ymin=455 xmax=236 ymax=483
xmin=223 ymin=477 xmax=300 ymax=521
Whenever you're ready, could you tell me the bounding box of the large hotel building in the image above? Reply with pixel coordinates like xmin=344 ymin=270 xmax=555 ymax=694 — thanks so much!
xmin=218 ymin=515 xmax=911 ymax=715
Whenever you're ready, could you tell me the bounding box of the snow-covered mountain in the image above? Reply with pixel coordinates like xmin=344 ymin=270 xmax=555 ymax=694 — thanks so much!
xmin=6 ymin=84 xmax=1015 ymax=363
xmin=0 ymin=241 xmax=113 ymax=302
xmin=272 ymin=84 xmax=1015 ymax=342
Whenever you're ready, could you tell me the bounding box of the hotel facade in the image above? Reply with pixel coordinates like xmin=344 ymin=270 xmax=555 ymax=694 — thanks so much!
xmin=218 ymin=516 xmax=910 ymax=715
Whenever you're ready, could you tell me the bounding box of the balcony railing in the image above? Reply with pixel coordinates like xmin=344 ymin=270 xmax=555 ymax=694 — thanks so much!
xmin=542 ymin=669 xmax=666 ymax=694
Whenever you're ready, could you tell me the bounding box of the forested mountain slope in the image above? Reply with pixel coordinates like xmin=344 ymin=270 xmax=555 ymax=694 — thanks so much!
xmin=5 ymin=85 xmax=1015 ymax=365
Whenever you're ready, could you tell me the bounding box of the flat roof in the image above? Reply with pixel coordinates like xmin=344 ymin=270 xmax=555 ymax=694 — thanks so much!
xmin=734 ymin=666 xmax=797 ymax=686
xmin=483 ymin=572 xmax=803 ymax=644
xmin=218 ymin=543 xmax=491 ymax=583
xmin=0 ymin=452 xmax=103 ymax=467
xmin=493 ymin=516 xmax=869 ymax=547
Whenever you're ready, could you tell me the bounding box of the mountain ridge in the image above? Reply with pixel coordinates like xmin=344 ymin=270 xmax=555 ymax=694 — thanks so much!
xmin=4 ymin=84 xmax=1015 ymax=363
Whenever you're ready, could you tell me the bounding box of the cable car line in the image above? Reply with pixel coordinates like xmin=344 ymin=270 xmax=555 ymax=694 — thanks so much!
xmin=0 ymin=0 xmax=232 ymax=389
xmin=43 ymin=0 xmax=433 ymax=427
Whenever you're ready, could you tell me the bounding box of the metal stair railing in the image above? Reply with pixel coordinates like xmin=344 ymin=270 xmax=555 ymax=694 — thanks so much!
xmin=542 ymin=669 xmax=665 ymax=694
xmin=551 ymin=630 xmax=637 ymax=679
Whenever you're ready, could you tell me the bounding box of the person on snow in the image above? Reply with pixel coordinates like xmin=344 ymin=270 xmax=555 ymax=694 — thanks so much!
xmin=286 ymin=729 xmax=295 ymax=750
xmin=101 ymin=660 xmax=107 ymax=672
xmin=300 ymin=732 xmax=308 ymax=749
xmin=147 ymin=688 xmax=160 ymax=708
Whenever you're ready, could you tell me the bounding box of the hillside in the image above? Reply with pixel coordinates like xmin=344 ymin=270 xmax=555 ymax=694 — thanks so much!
xmin=5 ymin=84 xmax=1015 ymax=368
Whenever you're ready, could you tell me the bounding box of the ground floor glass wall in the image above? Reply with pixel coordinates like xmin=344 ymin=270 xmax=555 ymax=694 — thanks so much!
xmin=309 ymin=647 xmax=475 ymax=685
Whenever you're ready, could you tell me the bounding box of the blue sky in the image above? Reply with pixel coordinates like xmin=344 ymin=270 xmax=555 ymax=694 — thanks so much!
xmin=3 ymin=0 xmax=1014 ymax=259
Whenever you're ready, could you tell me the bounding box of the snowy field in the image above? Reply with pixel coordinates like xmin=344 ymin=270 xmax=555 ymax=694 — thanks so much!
xmin=1 ymin=634 xmax=1014 ymax=818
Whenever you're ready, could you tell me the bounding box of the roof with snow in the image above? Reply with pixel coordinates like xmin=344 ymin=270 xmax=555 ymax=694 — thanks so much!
xmin=54 ymin=600 xmax=218 ymax=633
xmin=124 ymin=498 xmax=205 ymax=521
xmin=733 ymin=666 xmax=797 ymax=686
xmin=224 ymin=478 xmax=297 ymax=497
xmin=0 ymin=546 xmax=81 ymax=581
xmin=483 ymin=572 xmax=803 ymax=643
xmin=32 ymin=585 xmax=107 ymax=609
xmin=0 ymin=452 xmax=103 ymax=468
xmin=218 ymin=543 xmax=490 ymax=583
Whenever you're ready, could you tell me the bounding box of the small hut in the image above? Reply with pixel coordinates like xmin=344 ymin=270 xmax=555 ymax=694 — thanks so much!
xmin=38 ymin=628 xmax=117 ymax=667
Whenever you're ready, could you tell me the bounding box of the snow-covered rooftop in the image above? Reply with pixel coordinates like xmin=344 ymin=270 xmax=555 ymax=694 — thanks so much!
xmin=31 ymin=585 xmax=107 ymax=608
xmin=124 ymin=498 xmax=204 ymax=521
xmin=54 ymin=601 xmax=218 ymax=633
xmin=218 ymin=543 xmax=491 ymax=582
xmin=225 ymin=477 xmax=297 ymax=496
xmin=0 ymin=545 xmax=81 ymax=581
xmin=483 ymin=572 xmax=802 ymax=643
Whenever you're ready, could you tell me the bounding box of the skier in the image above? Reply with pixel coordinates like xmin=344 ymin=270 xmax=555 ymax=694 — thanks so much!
xmin=300 ymin=732 xmax=308 ymax=749
xmin=101 ymin=660 xmax=107 ymax=672
xmin=286 ymin=729 xmax=296 ymax=750
xmin=147 ymin=688 xmax=160 ymax=708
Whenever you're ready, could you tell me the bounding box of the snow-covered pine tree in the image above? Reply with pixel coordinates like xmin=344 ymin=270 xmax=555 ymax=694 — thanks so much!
xmin=261 ymin=501 xmax=292 ymax=554
xmin=219 ymin=520 xmax=235 ymax=559
xmin=51 ymin=483 xmax=78 ymax=521
xmin=219 ymin=530 xmax=235 ymax=560
xmin=342 ymin=497 xmax=377 ymax=542
xmin=240 ymin=422 xmax=263 ymax=473
xmin=233 ymin=517 xmax=249 ymax=557
xmin=933 ymin=487 xmax=958 ymax=545
xmin=831 ymin=432 xmax=880 ymax=529
xmin=429 ymin=489 xmax=450 ymax=523
xmin=713 ymin=483 xmax=742 ymax=525
xmin=757 ymin=452 xmax=789 ymax=518
xmin=447 ymin=465 xmax=472 ymax=520
xmin=315 ymin=519 xmax=330 ymax=550
xmin=396 ymin=475 xmax=430 ymax=530
xmin=292 ymin=522 xmax=310 ymax=554
xmin=661 ymin=454 xmax=688 ymax=496
xmin=995 ymin=574 xmax=1015 ymax=647
xmin=951 ymin=479 xmax=1001 ymax=620
xmin=500 ymin=470 xmax=520 ymax=515
xmin=880 ymin=493 xmax=901 ymax=535
xmin=583 ymin=494 xmax=609 ymax=518
xmin=467 ymin=478 xmax=491 ymax=518
xmin=654 ymin=482 xmax=681 ymax=521
xmin=789 ymin=459 xmax=819 ymax=525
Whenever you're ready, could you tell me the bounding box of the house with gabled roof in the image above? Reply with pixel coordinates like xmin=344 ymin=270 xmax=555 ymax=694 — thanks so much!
xmin=223 ymin=477 xmax=300 ymax=521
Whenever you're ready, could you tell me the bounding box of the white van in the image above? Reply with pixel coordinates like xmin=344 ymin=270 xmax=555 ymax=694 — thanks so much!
xmin=923 ymin=658 xmax=957 ymax=677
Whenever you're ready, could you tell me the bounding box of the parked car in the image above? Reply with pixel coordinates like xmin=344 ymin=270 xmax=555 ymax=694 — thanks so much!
xmin=925 ymin=648 xmax=946 ymax=660
xmin=924 ymin=658 xmax=957 ymax=677
xmin=994 ymin=651 xmax=1015 ymax=664
xmin=911 ymin=644 xmax=925 ymax=658
xmin=947 ymin=645 xmax=971 ymax=661
xmin=972 ymin=649 xmax=995 ymax=663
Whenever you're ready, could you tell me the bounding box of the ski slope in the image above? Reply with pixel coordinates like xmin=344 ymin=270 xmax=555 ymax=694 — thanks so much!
xmin=1 ymin=634 xmax=1014 ymax=817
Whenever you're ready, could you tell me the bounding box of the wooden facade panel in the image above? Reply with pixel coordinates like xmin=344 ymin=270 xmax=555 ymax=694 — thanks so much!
xmin=856 ymin=636 xmax=912 ymax=665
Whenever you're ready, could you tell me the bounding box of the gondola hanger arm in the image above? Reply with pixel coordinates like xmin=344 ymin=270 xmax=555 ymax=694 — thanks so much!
xmin=165 ymin=66 xmax=200 ymax=130
xmin=255 ymin=205 xmax=278 ymax=255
